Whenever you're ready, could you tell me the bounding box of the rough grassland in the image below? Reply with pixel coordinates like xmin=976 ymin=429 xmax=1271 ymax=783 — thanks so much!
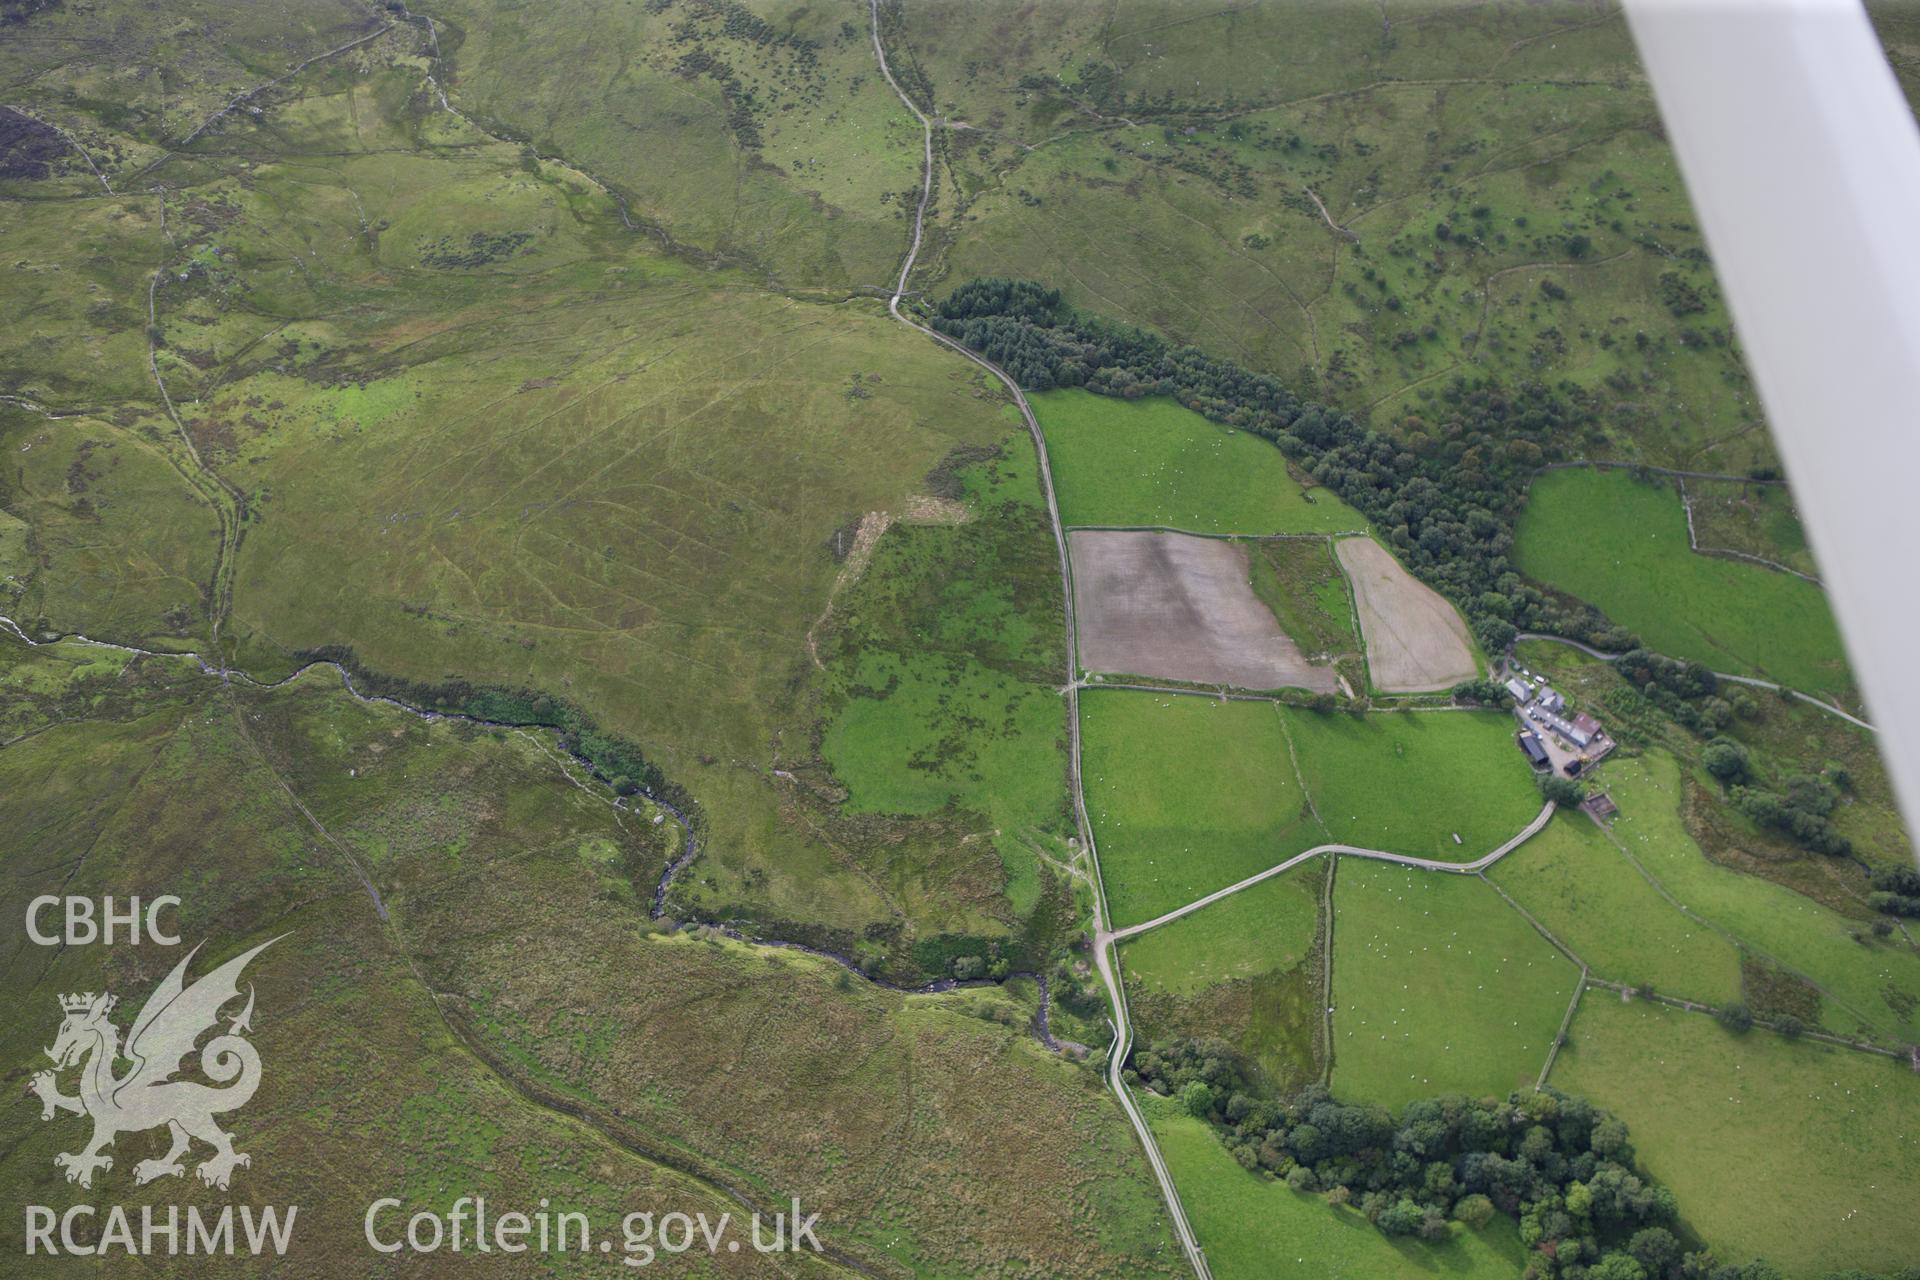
xmin=1685 ymin=478 xmax=1821 ymax=579
xmin=903 ymin=4 xmax=1780 ymax=472
xmin=1331 ymin=859 xmax=1579 ymax=1110
xmin=1033 ymin=389 xmax=1364 ymax=533
xmin=1489 ymin=809 xmax=1744 ymax=1005
xmin=1248 ymin=536 xmax=1362 ymax=666
xmin=13 ymin=64 xmax=1054 ymax=960
xmin=0 ymin=634 xmax=1178 ymax=1277
xmin=0 ymin=644 xmax=793 ymax=1277
xmin=1144 ymin=1095 xmax=1528 ymax=1280
xmin=1602 ymin=752 xmax=1920 ymax=1044
xmin=1556 ymin=996 xmax=1920 ymax=1278
xmin=1284 ymin=707 xmax=1542 ymax=861
xmin=1515 ymin=470 xmax=1850 ymax=695
xmin=821 ymin=440 xmax=1066 ymax=835
xmin=1080 ymin=690 xmax=1325 ymax=928
xmin=0 ymin=411 xmax=217 ymax=647
xmin=420 ymin=0 xmax=917 ymax=289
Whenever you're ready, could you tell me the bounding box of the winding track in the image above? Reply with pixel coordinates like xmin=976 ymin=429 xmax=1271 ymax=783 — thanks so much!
xmin=1513 ymin=632 xmax=1876 ymax=732
xmin=1107 ymin=801 xmax=1556 ymax=944
xmin=863 ymin=5 xmax=1212 ymax=1276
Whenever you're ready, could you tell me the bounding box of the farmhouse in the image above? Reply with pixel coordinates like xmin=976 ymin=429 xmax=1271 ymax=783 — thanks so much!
xmin=1505 ymin=676 xmax=1534 ymax=704
xmin=1537 ymin=686 xmax=1567 ymax=714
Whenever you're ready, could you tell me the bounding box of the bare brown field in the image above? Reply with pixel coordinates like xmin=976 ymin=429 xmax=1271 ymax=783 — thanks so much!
xmin=1334 ymin=536 xmax=1479 ymax=692
xmin=1070 ymin=530 xmax=1336 ymax=692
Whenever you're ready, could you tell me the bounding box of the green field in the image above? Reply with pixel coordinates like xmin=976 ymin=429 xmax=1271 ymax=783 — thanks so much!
xmin=1145 ymin=1095 xmax=1528 ymax=1280
xmin=1121 ymin=868 xmax=1321 ymax=997
xmin=1556 ymin=996 xmax=1920 ymax=1278
xmin=1515 ymin=470 xmax=1850 ymax=695
xmin=1121 ymin=868 xmax=1324 ymax=1092
xmin=1081 ymin=695 xmax=1543 ymax=927
xmin=1602 ymin=753 xmax=1920 ymax=1043
xmin=1032 ymin=389 xmax=1364 ymax=533
xmin=1489 ymin=809 xmax=1744 ymax=1005
xmin=1331 ymin=858 xmax=1579 ymax=1109
xmin=1080 ymin=690 xmax=1325 ymax=927
xmin=1285 ymin=708 xmax=1544 ymax=861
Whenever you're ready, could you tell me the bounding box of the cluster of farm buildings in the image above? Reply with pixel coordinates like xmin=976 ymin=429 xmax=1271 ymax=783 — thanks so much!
xmin=1505 ymin=673 xmax=1614 ymax=778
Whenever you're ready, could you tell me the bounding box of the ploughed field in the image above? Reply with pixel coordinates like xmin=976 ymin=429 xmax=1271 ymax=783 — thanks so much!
xmin=1334 ymin=536 xmax=1480 ymax=693
xmin=1071 ymin=530 xmax=1337 ymax=692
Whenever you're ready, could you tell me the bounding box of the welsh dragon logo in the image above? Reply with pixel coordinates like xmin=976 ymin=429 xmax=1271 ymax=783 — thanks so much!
xmin=29 ymin=937 xmax=279 ymax=1191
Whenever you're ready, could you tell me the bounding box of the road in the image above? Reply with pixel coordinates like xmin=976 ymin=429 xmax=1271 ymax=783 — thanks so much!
xmin=1512 ymin=633 xmax=1876 ymax=732
xmin=865 ymin=6 xmax=1213 ymax=1276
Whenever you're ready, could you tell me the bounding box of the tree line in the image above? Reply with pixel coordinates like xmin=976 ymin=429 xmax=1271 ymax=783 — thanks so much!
xmin=1130 ymin=1036 xmax=1915 ymax=1280
xmin=932 ymin=278 xmax=1627 ymax=658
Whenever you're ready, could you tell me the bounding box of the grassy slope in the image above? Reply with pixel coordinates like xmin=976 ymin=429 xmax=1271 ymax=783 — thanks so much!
xmin=1080 ymin=690 xmax=1324 ymax=927
xmin=0 ymin=411 xmax=217 ymax=647
xmin=1556 ymin=997 xmax=1920 ymax=1278
xmin=1285 ymin=707 xmax=1543 ymax=861
xmin=1144 ymin=1095 xmax=1528 ymax=1280
xmin=1489 ymin=809 xmax=1744 ymax=1006
xmin=1032 ymin=389 xmax=1364 ymax=533
xmin=0 ymin=642 xmax=787 ymax=1276
xmin=0 ymin=61 xmax=1061 ymax=960
xmin=419 ymin=0 xmax=914 ymax=290
xmin=1331 ymin=858 xmax=1578 ymax=1110
xmin=1603 ymin=753 xmax=1920 ymax=1044
xmin=1515 ymin=470 xmax=1849 ymax=695
xmin=0 ymin=634 xmax=1178 ymax=1277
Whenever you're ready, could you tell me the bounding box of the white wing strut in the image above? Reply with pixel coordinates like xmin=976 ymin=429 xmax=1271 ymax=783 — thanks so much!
xmin=1625 ymin=0 xmax=1920 ymax=848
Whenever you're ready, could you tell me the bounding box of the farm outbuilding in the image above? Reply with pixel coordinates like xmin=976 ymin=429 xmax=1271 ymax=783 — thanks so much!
xmin=1518 ymin=730 xmax=1550 ymax=768
xmin=1505 ymin=676 xmax=1534 ymax=704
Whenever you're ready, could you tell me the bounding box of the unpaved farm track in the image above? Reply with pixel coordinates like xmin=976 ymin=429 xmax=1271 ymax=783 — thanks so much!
xmin=866 ymin=4 xmax=1213 ymax=1274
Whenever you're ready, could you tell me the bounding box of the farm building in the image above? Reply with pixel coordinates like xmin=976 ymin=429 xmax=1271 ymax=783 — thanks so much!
xmin=1584 ymin=792 xmax=1619 ymax=823
xmin=1505 ymin=676 xmax=1534 ymax=704
xmin=1518 ymin=730 xmax=1550 ymax=769
xmin=1539 ymin=710 xmax=1597 ymax=748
